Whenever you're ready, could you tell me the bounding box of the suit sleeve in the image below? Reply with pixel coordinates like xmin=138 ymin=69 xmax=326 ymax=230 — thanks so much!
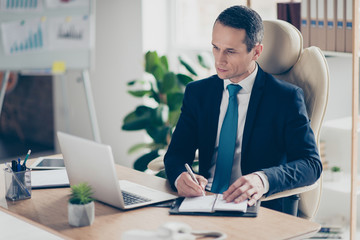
xmin=164 ymin=84 xmax=199 ymax=190
xmin=262 ymin=88 xmax=323 ymax=196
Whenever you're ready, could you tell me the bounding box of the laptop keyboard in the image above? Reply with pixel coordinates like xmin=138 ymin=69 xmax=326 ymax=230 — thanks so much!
xmin=122 ymin=190 xmax=152 ymax=205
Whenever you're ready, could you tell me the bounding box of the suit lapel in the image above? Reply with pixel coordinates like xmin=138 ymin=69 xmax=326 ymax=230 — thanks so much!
xmin=242 ymin=67 xmax=266 ymax=154
xmin=206 ymin=76 xmax=223 ymax=160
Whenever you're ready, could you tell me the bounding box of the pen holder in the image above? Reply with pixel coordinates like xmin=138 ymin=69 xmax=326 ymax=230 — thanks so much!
xmin=4 ymin=168 xmax=32 ymax=201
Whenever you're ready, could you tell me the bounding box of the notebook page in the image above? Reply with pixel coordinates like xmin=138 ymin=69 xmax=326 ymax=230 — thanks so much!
xmin=178 ymin=195 xmax=217 ymax=212
xmin=213 ymin=194 xmax=248 ymax=212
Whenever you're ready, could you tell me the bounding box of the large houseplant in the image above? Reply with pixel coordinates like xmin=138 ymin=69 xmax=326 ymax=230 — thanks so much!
xmin=122 ymin=51 xmax=209 ymax=177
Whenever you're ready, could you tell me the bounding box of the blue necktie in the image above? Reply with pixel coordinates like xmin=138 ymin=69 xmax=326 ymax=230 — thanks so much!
xmin=211 ymin=84 xmax=241 ymax=194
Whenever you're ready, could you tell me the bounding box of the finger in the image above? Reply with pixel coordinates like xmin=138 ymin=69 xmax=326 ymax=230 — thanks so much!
xmin=247 ymin=193 xmax=261 ymax=206
xmin=225 ymin=183 xmax=251 ymax=203
xmin=196 ymin=175 xmax=208 ymax=190
xmin=234 ymin=187 xmax=256 ymax=203
xmin=179 ymin=173 xmax=205 ymax=196
xmin=223 ymin=177 xmax=246 ymax=198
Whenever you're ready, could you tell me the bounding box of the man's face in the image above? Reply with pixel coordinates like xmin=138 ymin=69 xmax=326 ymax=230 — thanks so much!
xmin=212 ymin=22 xmax=262 ymax=83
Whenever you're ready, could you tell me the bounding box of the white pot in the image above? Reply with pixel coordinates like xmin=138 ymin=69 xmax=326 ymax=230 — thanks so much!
xmin=68 ymin=201 xmax=95 ymax=227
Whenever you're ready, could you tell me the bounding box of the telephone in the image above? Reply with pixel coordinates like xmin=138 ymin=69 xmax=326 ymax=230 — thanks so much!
xmin=122 ymin=221 xmax=226 ymax=240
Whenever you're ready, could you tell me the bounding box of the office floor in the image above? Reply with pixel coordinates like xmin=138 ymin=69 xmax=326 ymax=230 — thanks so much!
xmin=0 ymin=135 xmax=54 ymax=164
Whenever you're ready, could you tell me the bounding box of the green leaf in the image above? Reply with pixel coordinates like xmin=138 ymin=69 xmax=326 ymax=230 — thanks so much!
xmin=177 ymin=74 xmax=193 ymax=86
xmin=197 ymin=54 xmax=211 ymax=70
xmin=145 ymin=51 xmax=160 ymax=73
xmin=133 ymin=150 xmax=160 ymax=171
xmin=127 ymin=90 xmax=152 ymax=97
xmin=122 ymin=106 xmax=154 ymax=131
xmin=128 ymin=143 xmax=152 ymax=154
xmin=155 ymin=169 xmax=167 ymax=179
xmin=152 ymin=104 xmax=169 ymax=126
xmin=160 ymin=55 xmax=169 ymax=71
xmin=146 ymin=125 xmax=170 ymax=144
xmin=152 ymin=64 xmax=165 ymax=82
xmin=160 ymin=72 xmax=176 ymax=93
xmin=179 ymin=56 xmax=197 ymax=76
xmin=169 ymin=109 xmax=181 ymax=127
xmin=167 ymin=92 xmax=184 ymax=111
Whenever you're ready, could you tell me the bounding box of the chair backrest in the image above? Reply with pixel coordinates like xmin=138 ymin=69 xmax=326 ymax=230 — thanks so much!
xmin=257 ymin=20 xmax=330 ymax=219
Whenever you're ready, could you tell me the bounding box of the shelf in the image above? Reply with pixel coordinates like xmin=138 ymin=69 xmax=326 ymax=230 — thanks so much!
xmin=323 ymin=171 xmax=360 ymax=195
xmin=323 ymin=51 xmax=353 ymax=58
xmin=323 ymin=116 xmax=360 ymax=132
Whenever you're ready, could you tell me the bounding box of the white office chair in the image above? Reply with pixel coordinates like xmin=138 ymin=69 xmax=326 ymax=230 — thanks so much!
xmin=257 ymin=19 xmax=329 ymax=219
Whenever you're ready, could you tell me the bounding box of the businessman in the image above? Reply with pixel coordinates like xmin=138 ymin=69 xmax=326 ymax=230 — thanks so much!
xmin=164 ymin=5 xmax=322 ymax=213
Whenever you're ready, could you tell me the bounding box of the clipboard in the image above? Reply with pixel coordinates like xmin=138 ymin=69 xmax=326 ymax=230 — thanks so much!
xmin=169 ymin=197 xmax=260 ymax=217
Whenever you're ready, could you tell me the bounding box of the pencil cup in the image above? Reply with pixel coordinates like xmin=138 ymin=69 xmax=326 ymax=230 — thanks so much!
xmin=4 ymin=168 xmax=32 ymax=201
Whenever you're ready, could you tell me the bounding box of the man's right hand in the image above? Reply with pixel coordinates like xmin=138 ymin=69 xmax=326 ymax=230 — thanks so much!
xmin=176 ymin=172 xmax=208 ymax=197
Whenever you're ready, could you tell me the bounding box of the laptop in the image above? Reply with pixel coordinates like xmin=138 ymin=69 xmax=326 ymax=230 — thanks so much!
xmin=57 ymin=131 xmax=177 ymax=210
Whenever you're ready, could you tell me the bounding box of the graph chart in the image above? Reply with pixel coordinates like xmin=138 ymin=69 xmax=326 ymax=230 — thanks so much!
xmin=1 ymin=19 xmax=47 ymax=55
xmin=0 ymin=0 xmax=43 ymax=10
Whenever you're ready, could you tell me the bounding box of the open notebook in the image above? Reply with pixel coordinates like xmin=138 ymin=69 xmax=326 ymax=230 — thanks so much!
xmin=179 ymin=194 xmax=247 ymax=213
xmin=170 ymin=195 xmax=260 ymax=217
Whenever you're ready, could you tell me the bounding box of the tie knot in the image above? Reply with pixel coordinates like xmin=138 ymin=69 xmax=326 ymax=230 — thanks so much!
xmin=227 ymin=84 xmax=241 ymax=97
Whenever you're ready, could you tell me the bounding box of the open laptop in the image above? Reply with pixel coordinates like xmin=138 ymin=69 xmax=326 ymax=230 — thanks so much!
xmin=57 ymin=131 xmax=177 ymax=210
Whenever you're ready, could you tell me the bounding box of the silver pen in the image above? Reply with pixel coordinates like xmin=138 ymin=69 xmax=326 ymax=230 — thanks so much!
xmin=185 ymin=163 xmax=205 ymax=196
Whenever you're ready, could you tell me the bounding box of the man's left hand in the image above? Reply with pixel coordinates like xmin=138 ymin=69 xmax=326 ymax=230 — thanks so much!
xmin=222 ymin=173 xmax=264 ymax=206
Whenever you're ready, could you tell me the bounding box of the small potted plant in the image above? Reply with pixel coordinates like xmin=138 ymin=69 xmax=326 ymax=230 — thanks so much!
xmin=330 ymin=166 xmax=342 ymax=181
xmin=68 ymin=182 xmax=95 ymax=227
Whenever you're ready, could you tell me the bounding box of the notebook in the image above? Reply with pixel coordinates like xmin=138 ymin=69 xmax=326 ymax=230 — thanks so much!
xmin=57 ymin=131 xmax=177 ymax=210
xmin=170 ymin=197 xmax=260 ymax=217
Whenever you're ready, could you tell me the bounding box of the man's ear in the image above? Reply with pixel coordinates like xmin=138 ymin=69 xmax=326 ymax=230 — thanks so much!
xmin=252 ymin=44 xmax=263 ymax=61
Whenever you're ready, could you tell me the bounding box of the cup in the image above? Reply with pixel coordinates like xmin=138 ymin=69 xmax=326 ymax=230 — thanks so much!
xmin=4 ymin=167 xmax=32 ymax=201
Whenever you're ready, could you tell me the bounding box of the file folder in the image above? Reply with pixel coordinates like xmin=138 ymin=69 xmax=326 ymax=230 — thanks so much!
xmin=336 ymin=0 xmax=346 ymax=52
xmin=301 ymin=0 xmax=311 ymax=47
xmin=326 ymin=0 xmax=337 ymax=51
xmin=317 ymin=0 xmax=327 ymax=50
xmin=345 ymin=0 xmax=352 ymax=53
xmin=310 ymin=0 xmax=318 ymax=47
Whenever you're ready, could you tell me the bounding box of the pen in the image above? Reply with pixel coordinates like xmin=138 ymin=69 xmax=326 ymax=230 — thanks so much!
xmin=5 ymin=163 xmax=31 ymax=197
xmin=22 ymin=149 xmax=31 ymax=169
xmin=17 ymin=158 xmax=21 ymax=172
xmin=185 ymin=163 xmax=205 ymax=196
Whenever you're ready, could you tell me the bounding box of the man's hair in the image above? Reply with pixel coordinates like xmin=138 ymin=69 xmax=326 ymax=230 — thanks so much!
xmin=215 ymin=5 xmax=264 ymax=52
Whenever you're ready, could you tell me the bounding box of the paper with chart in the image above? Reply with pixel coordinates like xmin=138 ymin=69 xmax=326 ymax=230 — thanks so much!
xmin=1 ymin=18 xmax=48 ymax=55
xmin=0 ymin=0 xmax=43 ymax=12
xmin=48 ymin=15 xmax=91 ymax=50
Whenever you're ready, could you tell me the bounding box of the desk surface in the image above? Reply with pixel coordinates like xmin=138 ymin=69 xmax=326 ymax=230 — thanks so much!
xmin=0 ymin=156 xmax=320 ymax=240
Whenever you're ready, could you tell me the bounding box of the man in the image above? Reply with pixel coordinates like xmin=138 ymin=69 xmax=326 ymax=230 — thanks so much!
xmin=164 ymin=5 xmax=322 ymax=213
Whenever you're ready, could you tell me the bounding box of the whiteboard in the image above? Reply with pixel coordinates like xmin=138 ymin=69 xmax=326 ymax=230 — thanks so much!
xmin=0 ymin=0 xmax=94 ymax=71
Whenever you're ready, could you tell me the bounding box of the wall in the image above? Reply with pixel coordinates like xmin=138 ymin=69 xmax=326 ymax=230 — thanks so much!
xmin=54 ymin=0 xmax=144 ymax=167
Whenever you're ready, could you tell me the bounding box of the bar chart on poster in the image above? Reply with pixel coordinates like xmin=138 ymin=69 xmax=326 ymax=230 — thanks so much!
xmin=0 ymin=0 xmax=94 ymax=71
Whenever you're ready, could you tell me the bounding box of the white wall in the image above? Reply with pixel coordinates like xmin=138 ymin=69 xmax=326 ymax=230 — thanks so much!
xmin=54 ymin=0 xmax=144 ymax=167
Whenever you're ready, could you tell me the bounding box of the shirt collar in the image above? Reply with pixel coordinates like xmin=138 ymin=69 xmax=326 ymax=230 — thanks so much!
xmin=223 ymin=63 xmax=258 ymax=94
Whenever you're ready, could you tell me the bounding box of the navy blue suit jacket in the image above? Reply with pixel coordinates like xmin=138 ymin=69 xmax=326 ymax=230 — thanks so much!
xmin=164 ymin=66 xmax=322 ymax=212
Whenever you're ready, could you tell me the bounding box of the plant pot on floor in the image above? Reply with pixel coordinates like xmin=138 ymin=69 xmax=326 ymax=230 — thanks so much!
xmin=68 ymin=201 xmax=95 ymax=227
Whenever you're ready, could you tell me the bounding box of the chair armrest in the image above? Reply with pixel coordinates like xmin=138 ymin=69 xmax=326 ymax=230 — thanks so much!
xmin=261 ymin=182 xmax=318 ymax=201
xmin=147 ymin=156 xmax=165 ymax=172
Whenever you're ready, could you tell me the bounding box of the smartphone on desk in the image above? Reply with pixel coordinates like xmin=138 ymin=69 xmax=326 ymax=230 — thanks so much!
xmin=30 ymin=157 xmax=65 ymax=170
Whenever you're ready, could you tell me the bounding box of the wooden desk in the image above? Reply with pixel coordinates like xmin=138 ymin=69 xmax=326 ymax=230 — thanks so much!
xmin=0 ymin=157 xmax=320 ymax=240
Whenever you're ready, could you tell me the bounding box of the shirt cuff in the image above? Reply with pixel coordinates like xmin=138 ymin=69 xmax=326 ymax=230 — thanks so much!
xmin=254 ymin=171 xmax=269 ymax=194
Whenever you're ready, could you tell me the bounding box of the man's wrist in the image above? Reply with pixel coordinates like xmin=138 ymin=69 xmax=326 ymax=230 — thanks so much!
xmin=254 ymin=171 xmax=269 ymax=194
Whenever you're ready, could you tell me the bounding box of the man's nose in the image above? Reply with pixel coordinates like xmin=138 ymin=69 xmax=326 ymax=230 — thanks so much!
xmin=216 ymin=52 xmax=227 ymax=65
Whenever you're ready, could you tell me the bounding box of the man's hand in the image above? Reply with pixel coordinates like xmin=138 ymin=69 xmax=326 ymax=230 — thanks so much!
xmin=222 ymin=173 xmax=265 ymax=206
xmin=176 ymin=172 xmax=208 ymax=197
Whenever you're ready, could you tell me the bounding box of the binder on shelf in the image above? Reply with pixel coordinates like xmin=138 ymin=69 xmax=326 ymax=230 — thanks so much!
xmin=310 ymin=0 xmax=318 ymax=47
xmin=317 ymin=0 xmax=327 ymax=50
xmin=301 ymin=0 xmax=311 ymax=48
xmin=335 ymin=0 xmax=346 ymax=52
xmin=345 ymin=0 xmax=352 ymax=53
xmin=326 ymin=0 xmax=337 ymax=51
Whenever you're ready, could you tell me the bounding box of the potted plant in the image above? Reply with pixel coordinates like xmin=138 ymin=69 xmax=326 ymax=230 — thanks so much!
xmin=122 ymin=51 xmax=210 ymax=177
xmin=68 ymin=182 xmax=95 ymax=227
